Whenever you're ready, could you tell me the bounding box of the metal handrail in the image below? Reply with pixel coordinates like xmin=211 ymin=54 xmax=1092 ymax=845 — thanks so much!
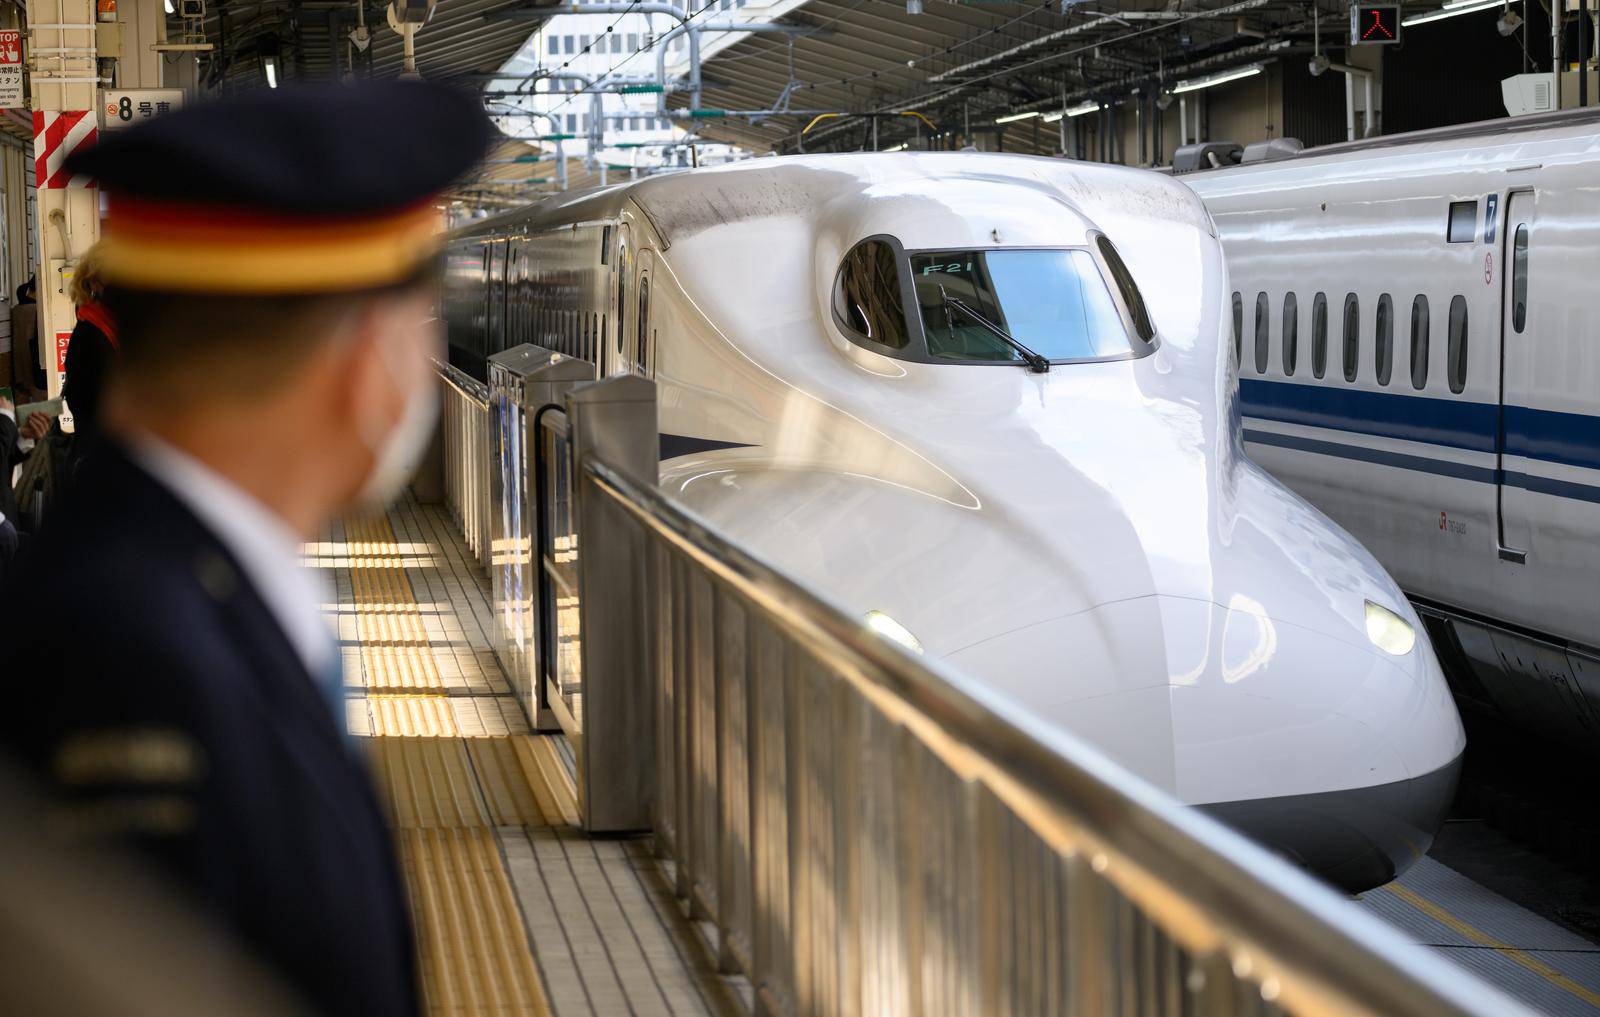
xmin=582 ymin=456 xmax=1524 ymax=1017
xmin=435 ymin=358 xmax=489 ymax=405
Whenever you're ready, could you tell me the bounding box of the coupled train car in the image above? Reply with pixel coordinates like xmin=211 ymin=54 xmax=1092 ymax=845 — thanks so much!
xmin=1186 ymin=108 xmax=1600 ymax=752
xmin=442 ymin=153 xmax=1464 ymax=891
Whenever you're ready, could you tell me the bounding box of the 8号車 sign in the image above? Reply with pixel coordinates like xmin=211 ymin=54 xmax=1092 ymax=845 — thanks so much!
xmin=101 ymin=89 xmax=185 ymax=130
xmin=0 ymin=30 xmax=23 ymax=109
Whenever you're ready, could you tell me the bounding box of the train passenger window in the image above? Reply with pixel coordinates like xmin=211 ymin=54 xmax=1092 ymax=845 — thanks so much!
xmin=833 ymin=238 xmax=912 ymax=350
xmin=1511 ymin=224 xmax=1529 ymax=333
xmin=910 ymin=248 xmax=1134 ymax=362
xmin=1094 ymin=236 xmax=1155 ymax=341
xmin=600 ymin=225 xmax=612 ymax=264
xmin=1446 ymin=201 xmax=1477 ymax=243
xmin=1253 ymin=292 xmax=1269 ymax=374
xmin=1231 ymin=292 xmax=1242 ymax=367
xmin=1311 ymin=292 xmax=1327 ymax=379
xmin=1281 ymin=293 xmax=1298 ymax=377
xmin=1374 ymin=293 xmax=1394 ymax=387
xmin=1410 ymin=295 xmax=1430 ymax=390
xmin=1342 ymin=293 xmax=1360 ymax=383
xmin=1447 ymin=295 xmax=1469 ymax=394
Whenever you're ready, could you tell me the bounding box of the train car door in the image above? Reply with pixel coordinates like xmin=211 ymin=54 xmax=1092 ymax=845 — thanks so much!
xmin=635 ymin=250 xmax=654 ymax=375
xmin=504 ymin=236 xmax=523 ymax=352
xmin=486 ymin=238 xmax=508 ymax=354
xmin=1496 ymin=190 xmax=1534 ymax=561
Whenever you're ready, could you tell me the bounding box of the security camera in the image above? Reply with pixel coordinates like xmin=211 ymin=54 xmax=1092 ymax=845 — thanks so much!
xmin=1308 ymin=53 xmax=1330 ymax=76
xmin=1497 ymin=9 xmax=1523 ymax=35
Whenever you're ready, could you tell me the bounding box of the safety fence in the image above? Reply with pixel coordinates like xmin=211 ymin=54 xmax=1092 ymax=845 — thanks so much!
xmin=436 ymin=355 xmax=1525 ymax=1017
xmin=436 ymin=360 xmax=492 ymax=571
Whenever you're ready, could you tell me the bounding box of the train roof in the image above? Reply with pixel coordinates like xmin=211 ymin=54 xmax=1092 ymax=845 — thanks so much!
xmin=1187 ymin=105 xmax=1600 ymax=180
xmin=448 ymin=151 xmax=1214 ymax=248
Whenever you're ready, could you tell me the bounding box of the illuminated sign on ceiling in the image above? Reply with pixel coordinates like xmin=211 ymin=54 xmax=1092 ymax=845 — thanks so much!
xmin=1351 ymin=4 xmax=1402 ymax=44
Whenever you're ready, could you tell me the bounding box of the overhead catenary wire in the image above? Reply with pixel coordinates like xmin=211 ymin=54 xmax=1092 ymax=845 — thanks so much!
xmin=789 ymin=0 xmax=1283 ymax=151
xmin=528 ymin=0 xmax=728 ymax=118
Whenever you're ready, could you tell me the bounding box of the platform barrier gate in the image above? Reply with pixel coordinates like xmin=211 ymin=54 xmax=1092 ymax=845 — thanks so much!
xmin=438 ymin=365 xmax=1526 ymax=1017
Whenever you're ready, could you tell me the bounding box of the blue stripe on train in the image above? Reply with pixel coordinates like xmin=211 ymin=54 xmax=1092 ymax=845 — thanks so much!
xmin=1241 ymin=429 xmax=1498 ymax=484
xmin=1245 ymin=426 xmax=1600 ymax=503
xmin=1239 ymin=379 xmax=1600 ymax=473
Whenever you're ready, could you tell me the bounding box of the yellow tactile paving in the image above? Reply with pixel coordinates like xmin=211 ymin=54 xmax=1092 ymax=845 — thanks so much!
xmin=339 ymin=505 xmax=565 ymax=1016
xmin=371 ymin=737 xmax=488 ymax=830
xmin=344 ymin=514 xmax=446 ymax=693
xmin=464 ymin=738 xmax=548 ymax=828
xmin=336 ymin=499 xmax=737 ymax=1017
xmin=520 ymin=737 xmax=580 ymax=829
xmin=399 ymin=828 xmax=552 ymax=1017
xmin=368 ymin=695 xmax=463 ymax=738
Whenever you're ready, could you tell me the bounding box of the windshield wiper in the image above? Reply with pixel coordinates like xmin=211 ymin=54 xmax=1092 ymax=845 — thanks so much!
xmin=938 ymin=285 xmax=1050 ymax=373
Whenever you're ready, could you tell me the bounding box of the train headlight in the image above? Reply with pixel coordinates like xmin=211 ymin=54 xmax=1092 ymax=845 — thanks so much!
xmin=1364 ymin=601 xmax=1416 ymax=656
xmin=865 ymin=611 xmax=923 ymax=654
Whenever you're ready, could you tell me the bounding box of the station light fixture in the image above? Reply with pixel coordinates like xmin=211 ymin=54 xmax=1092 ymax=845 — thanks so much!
xmin=995 ymin=109 xmax=1042 ymax=124
xmin=163 ymin=0 xmax=174 ymax=12
xmin=257 ymin=35 xmax=281 ymax=89
xmin=883 ymin=142 xmax=908 ymax=152
xmin=1042 ymin=101 xmax=1101 ymax=122
xmin=1173 ymin=63 xmax=1264 ymax=94
xmin=1402 ymin=0 xmax=1501 ymax=25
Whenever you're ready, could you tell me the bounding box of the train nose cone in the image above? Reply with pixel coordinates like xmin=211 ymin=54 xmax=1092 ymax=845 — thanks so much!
xmin=943 ymin=594 xmax=1462 ymax=891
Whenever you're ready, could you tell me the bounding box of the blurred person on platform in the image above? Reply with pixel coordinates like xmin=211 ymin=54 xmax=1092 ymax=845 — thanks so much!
xmin=9 ymin=274 xmax=39 ymax=397
xmin=61 ymin=241 xmax=118 ymax=457
xmin=0 ymin=81 xmax=492 ymax=1016
xmin=0 ymin=392 xmax=49 ymax=577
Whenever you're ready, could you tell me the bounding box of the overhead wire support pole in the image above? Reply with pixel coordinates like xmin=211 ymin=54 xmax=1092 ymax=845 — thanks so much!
xmin=1553 ymin=0 xmax=1564 ymax=109
xmin=1574 ymin=0 xmax=1587 ymax=107
xmin=651 ymin=20 xmax=825 ymax=120
xmin=497 ymin=3 xmax=704 ymax=111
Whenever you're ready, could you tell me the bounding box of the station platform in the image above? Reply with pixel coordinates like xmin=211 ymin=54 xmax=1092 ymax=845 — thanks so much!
xmin=1359 ymin=857 xmax=1600 ymax=1016
xmin=314 ymin=493 xmax=1600 ymax=1017
xmin=311 ymin=494 xmax=743 ymax=1016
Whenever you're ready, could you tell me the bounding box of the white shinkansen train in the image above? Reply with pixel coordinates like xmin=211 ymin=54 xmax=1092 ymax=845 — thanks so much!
xmin=442 ymin=153 xmax=1464 ymax=891
xmin=1185 ymin=109 xmax=1600 ymax=752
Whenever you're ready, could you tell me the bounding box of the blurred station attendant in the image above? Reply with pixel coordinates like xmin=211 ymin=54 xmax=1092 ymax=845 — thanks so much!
xmin=0 ymin=81 xmax=492 ymax=1015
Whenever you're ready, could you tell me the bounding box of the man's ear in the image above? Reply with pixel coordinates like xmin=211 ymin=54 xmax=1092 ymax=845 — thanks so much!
xmin=329 ymin=300 xmax=394 ymax=432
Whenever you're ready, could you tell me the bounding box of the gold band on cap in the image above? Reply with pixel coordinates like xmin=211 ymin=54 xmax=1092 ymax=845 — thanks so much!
xmin=97 ymin=201 xmax=443 ymax=295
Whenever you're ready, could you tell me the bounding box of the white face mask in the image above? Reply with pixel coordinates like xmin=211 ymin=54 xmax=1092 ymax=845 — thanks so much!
xmin=355 ymin=330 xmax=439 ymax=510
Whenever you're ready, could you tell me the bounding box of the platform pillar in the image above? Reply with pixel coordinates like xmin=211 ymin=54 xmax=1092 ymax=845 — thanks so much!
xmin=28 ymin=0 xmax=100 ymax=400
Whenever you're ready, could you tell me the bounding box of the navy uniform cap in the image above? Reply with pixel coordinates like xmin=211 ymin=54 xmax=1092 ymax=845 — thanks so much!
xmin=67 ymin=80 xmax=496 ymax=293
xmin=67 ymin=79 xmax=494 ymax=216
